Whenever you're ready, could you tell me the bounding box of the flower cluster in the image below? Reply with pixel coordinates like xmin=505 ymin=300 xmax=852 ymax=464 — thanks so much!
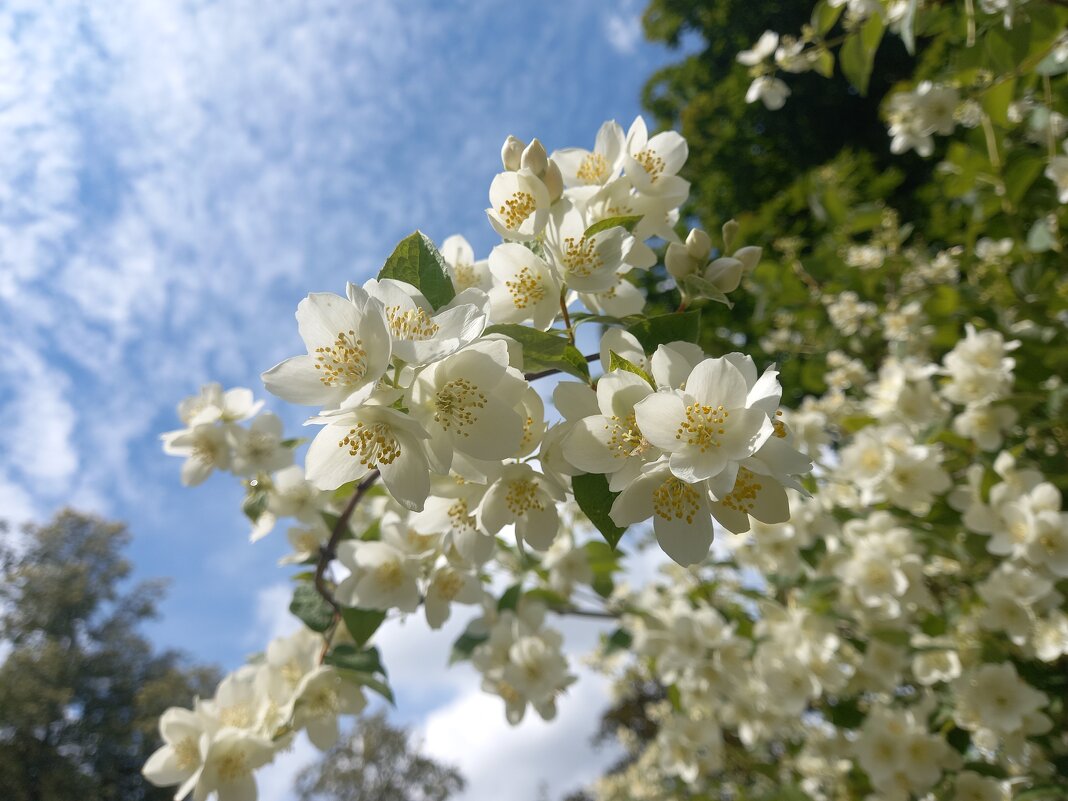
xmin=147 ymin=115 xmax=807 ymax=801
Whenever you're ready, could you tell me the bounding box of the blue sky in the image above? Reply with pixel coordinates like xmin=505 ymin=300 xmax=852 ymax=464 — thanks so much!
xmin=0 ymin=1 xmax=689 ymax=797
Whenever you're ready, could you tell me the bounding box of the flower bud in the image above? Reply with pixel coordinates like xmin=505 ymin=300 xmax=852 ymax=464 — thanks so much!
xmin=684 ymin=228 xmax=712 ymax=261
xmin=722 ymin=219 xmax=740 ymax=253
xmin=521 ymin=138 xmax=549 ymax=176
xmin=665 ymin=242 xmax=699 ymax=280
xmin=502 ymin=135 xmax=526 ymax=171
xmin=542 ymin=159 xmax=564 ymax=203
xmin=734 ymin=245 xmax=762 ymax=273
xmin=704 ymin=257 xmax=744 ymax=294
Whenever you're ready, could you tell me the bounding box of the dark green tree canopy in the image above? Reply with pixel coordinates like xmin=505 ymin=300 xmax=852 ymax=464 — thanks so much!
xmin=0 ymin=509 xmax=218 ymax=801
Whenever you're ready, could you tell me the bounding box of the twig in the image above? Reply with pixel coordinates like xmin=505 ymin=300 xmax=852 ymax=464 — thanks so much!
xmin=314 ymin=469 xmax=381 ymax=613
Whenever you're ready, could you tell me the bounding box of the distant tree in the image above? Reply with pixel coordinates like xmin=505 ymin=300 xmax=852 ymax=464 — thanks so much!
xmin=0 ymin=509 xmax=218 ymax=801
xmin=294 ymin=711 xmax=464 ymax=801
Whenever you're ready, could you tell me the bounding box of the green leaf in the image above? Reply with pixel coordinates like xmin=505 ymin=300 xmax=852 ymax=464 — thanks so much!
xmin=242 ymin=484 xmax=269 ymax=522
xmin=484 ymin=324 xmax=590 ymax=380
xmin=681 ymin=274 xmax=732 ymax=307
xmin=839 ymin=14 xmax=885 ymax=96
xmin=608 ymin=350 xmax=655 ymax=388
xmin=603 ymin=627 xmax=632 ymax=654
xmin=813 ymin=48 xmax=834 ymax=79
xmin=449 ymin=627 xmax=489 ymax=665
xmin=289 ymin=585 xmax=334 ymax=633
xmin=377 ymin=231 xmax=456 ymax=310
xmin=358 ymin=674 xmax=396 ymax=705
xmin=324 ymin=643 xmax=386 ymax=676
xmin=340 ymin=607 xmax=387 ymax=648
xmin=811 ymin=0 xmax=843 ymax=35
xmin=625 ymin=310 xmax=701 ymax=352
xmin=572 ymin=472 xmax=626 ymax=548
xmin=981 ymin=78 xmax=1016 ymax=127
xmin=497 ymin=583 xmax=522 ymax=612
xmin=583 ymin=214 xmax=644 ymax=238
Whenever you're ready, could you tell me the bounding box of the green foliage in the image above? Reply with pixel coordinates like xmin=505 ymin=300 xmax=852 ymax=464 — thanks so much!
xmin=290 ymin=584 xmax=335 ymax=632
xmin=377 ymin=231 xmax=456 ymax=310
xmin=483 ymin=324 xmax=591 ymax=380
xmin=571 ymin=473 xmax=627 ymax=548
xmin=0 ymin=510 xmax=218 ymax=801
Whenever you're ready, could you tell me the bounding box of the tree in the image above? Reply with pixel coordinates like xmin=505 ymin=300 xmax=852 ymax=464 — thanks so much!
xmin=0 ymin=509 xmax=218 ymax=801
xmin=294 ymin=711 xmax=464 ymax=801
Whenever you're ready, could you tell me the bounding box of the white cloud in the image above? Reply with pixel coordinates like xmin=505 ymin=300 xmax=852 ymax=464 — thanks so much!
xmin=420 ymin=664 xmax=621 ymax=801
xmin=252 ymin=580 xmax=303 ymax=647
xmin=605 ymin=4 xmax=644 ymax=55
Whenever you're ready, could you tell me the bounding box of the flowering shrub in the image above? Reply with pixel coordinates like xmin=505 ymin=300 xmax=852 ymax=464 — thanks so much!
xmin=145 ymin=1 xmax=1068 ymax=799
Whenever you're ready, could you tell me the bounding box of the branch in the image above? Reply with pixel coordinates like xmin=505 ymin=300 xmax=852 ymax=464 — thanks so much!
xmin=314 ymin=470 xmax=381 ymax=613
xmin=524 ymin=352 xmax=600 ymax=382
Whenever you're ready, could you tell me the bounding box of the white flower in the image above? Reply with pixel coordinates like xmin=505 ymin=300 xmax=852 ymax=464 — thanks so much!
xmin=1046 ymin=152 xmax=1068 ymax=202
xmin=441 ymin=234 xmax=492 ymax=292
xmin=279 ymin=522 xmax=330 ymax=565
xmin=305 ymin=401 xmax=430 ymax=510
xmin=486 ymin=168 xmax=551 ymax=241
xmin=623 ymin=116 xmax=690 ymax=198
xmin=477 ymin=463 xmax=563 ymax=551
xmin=745 ymin=76 xmax=791 ymax=110
xmin=424 ymin=564 xmax=483 ymax=629
xmin=563 ymin=369 xmax=660 ymax=491
xmin=551 ymin=119 xmax=626 ymax=188
xmin=336 ymin=540 xmax=421 ymax=612
xmin=261 ymin=290 xmax=391 ymax=409
xmin=179 ymin=384 xmax=263 ymax=426
xmin=290 ymin=666 xmax=367 ymax=750
xmin=955 ymin=662 xmax=1048 ymax=734
xmin=633 ymin=355 xmax=777 ymax=485
xmin=361 ymin=278 xmax=487 ymax=366
xmin=231 ymin=412 xmax=293 ymax=476
xmin=407 ymin=339 xmax=529 ymax=472
xmin=487 ymin=242 xmax=562 ymax=330
xmin=191 ymin=728 xmax=275 ymax=801
xmin=610 ymin=460 xmax=714 ymax=566
xmin=953 ymin=772 xmax=1005 ymax=801
xmin=737 ymin=31 xmax=779 ymax=66
xmin=544 ymin=201 xmax=627 ymax=293
xmin=143 ymin=707 xmax=213 ymax=796
xmin=162 ymin=423 xmax=235 ymax=486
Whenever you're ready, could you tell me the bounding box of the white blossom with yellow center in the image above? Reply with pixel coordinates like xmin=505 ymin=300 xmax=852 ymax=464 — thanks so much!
xmin=486 ymin=167 xmax=551 ymax=241
xmin=487 ymin=242 xmax=561 ymax=331
xmin=261 ymin=288 xmax=392 ymax=410
xmin=634 ymin=354 xmax=777 ymax=485
xmin=440 ymin=233 xmax=492 ymax=292
xmin=544 ymin=200 xmax=627 ymax=293
xmin=186 ymin=728 xmax=275 ymax=801
xmin=551 ymin=118 xmax=625 ymax=189
xmin=305 ymin=399 xmax=430 ymax=511
xmin=610 ymin=460 xmax=715 ymax=566
xmin=407 ymin=338 xmax=528 ymax=473
xmin=336 ymin=539 xmax=422 ymax=613
xmin=622 ymin=115 xmax=690 ymax=198
xmin=359 ymin=278 xmax=488 ymax=366
xmin=477 ymin=462 xmax=565 ymax=552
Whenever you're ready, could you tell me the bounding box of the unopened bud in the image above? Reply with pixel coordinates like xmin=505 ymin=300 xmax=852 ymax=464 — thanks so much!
xmin=501 ymin=135 xmax=525 ymax=171
xmin=684 ymin=228 xmax=712 ymax=261
xmin=521 ymin=138 xmax=549 ymax=176
xmin=722 ymin=219 xmax=740 ymax=253
xmin=704 ymin=257 xmax=743 ymax=293
xmin=542 ymin=159 xmax=564 ymax=203
xmin=734 ymin=245 xmax=762 ymax=273
xmin=665 ymin=242 xmax=699 ymax=281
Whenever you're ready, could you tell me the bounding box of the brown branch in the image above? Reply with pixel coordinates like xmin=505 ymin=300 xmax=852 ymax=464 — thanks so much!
xmin=314 ymin=469 xmax=381 ymax=614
